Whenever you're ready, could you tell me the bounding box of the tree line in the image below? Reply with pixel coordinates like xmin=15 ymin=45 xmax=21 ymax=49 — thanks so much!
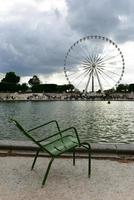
xmin=116 ymin=83 xmax=134 ymax=93
xmin=104 ymin=83 xmax=134 ymax=93
xmin=0 ymin=72 xmax=74 ymax=93
xmin=0 ymin=71 xmax=134 ymax=93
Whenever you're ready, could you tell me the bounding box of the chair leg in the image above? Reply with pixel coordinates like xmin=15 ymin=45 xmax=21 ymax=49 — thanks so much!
xmin=73 ymin=149 xmax=75 ymax=166
xmin=31 ymin=150 xmax=40 ymax=170
xmin=42 ymin=157 xmax=54 ymax=186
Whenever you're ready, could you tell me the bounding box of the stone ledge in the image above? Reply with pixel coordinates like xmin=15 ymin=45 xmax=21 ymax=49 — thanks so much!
xmin=0 ymin=140 xmax=134 ymax=155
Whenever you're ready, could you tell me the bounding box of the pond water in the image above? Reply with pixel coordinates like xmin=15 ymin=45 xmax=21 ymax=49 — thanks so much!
xmin=0 ymin=101 xmax=134 ymax=143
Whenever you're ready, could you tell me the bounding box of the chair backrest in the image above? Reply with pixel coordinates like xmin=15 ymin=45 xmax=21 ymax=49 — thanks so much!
xmin=11 ymin=119 xmax=50 ymax=153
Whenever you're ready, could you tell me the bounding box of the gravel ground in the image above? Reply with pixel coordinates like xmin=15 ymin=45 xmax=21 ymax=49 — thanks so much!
xmin=0 ymin=157 xmax=134 ymax=200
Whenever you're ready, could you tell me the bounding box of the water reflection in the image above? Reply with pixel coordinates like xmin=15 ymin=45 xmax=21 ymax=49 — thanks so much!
xmin=0 ymin=101 xmax=134 ymax=143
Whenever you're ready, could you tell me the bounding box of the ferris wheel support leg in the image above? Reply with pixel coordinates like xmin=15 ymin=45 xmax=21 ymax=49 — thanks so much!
xmin=84 ymin=72 xmax=92 ymax=94
xmin=92 ymin=72 xmax=94 ymax=93
xmin=95 ymin=69 xmax=103 ymax=92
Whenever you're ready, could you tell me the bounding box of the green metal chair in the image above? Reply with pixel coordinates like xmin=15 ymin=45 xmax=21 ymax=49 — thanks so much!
xmin=11 ymin=119 xmax=91 ymax=186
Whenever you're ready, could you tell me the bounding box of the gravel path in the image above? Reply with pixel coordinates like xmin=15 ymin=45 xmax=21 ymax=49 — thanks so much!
xmin=0 ymin=157 xmax=134 ymax=200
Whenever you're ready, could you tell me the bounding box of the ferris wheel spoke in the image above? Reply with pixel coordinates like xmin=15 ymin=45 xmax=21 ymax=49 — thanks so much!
xmin=100 ymin=58 xmax=122 ymax=65
xmin=95 ymin=55 xmax=105 ymax=64
xmin=65 ymin=66 xmax=81 ymax=73
xmin=84 ymin=41 xmax=95 ymax=59
xmin=82 ymin=66 xmax=92 ymax=72
xmin=91 ymin=52 xmax=97 ymax=63
xmin=81 ymin=58 xmax=92 ymax=66
xmin=67 ymin=52 xmax=90 ymax=63
xmin=68 ymin=55 xmax=83 ymax=62
xmin=97 ymin=64 xmax=106 ymax=69
xmin=81 ymin=61 xmax=92 ymax=68
xmin=67 ymin=69 xmax=84 ymax=78
xmin=67 ymin=45 xmax=91 ymax=63
xmin=86 ymin=56 xmax=95 ymax=64
xmin=82 ymin=66 xmax=92 ymax=71
xmin=92 ymin=54 xmax=96 ymax=63
xmin=100 ymin=62 xmax=121 ymax=69
xmin=90 ymin=42 xmax=100 ymax=56
xmin=101 ymin=47 xmax=118 ymax=57
xmin=101 ymin=60 xmax=122 ymax=68
xmin=107 ymin=60 xmax=120 ymax=66
xmin=83 ymin=39 xmax=98 ymax=59
xmin=84 ymin=43 xmax=95 ymax=60
xmin=93 ymin=48 xmax=100 ymax=61
xmin=68 ymin=68 xmax=91 ymax=83
xmin=97 ymin=62 xmax=122 ymax=70
xmin=97 ymin=68 xmax=117 ymax=83
xmin=76 ymin=69 xmax=92 ymax=88
xmin=94 ymin=54 xmax=100 ymax=62
xmin=68 ymin=66 xmax=90 ymax=76
xmin=97 ymin=70 xmax=112 ymax=87
xmin=81 ymin=63 xmax=92 ymax=69
xmin=65 ymin=61 xmax=87 ymax=70
xmin=66 ymin=70 xmax=81 ymax=77
xmin=98 ymin=54 xmax=121 ymax=64
xmin=78 ymin=42 xmax=93 ymax=60
xmin=83 ymin=43 xmax=96 ymax=63
xmin=86 ymin=55 xmax=93 ymax=63
xmin=98 ymin=66 xmax=122 ymax=73
xmin=90 ymin=49 xmax=99 ymax=63
xmin=100 ymin=68 xmax=121 ymax=76
xmin=97 ymin=58 xmax=119 ymax=67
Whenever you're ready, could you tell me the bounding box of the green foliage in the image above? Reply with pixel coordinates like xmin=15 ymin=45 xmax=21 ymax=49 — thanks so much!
xmin=104 ymin=88 xmax=116 ymax=94
xmin=1 ymin=72 xmax=20 ymax=84
xmin=0 ymin=82 xmax=19 ymax=92
xmin=128 ymin=84 xmax=134 ymax=92
xmin=32 ymin=84 xmax=57 ymax=92
xmin=116 ymin=84 xmax=128 ymax=92
xmin=28 ymin=75 xmax=40 ymax=86
xmin=19 ymin=83 xmax=29 ymax=92
xmin=0 ymin=72 xmax=20 ymax=92
xmin=57 ymin=84 xmax=74 ymax=93
xmin=3 ymin=71 xmax=134 ymax=94
xmin=31 ymin=84 xmax=74 ymax=93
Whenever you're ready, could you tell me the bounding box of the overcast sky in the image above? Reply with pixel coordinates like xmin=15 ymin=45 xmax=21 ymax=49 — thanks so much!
xmin=0 ymin=0 xmax=134 ymax=88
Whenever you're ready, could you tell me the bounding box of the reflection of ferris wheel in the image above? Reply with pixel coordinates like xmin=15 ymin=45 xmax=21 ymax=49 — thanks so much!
xmin=64 ymin=35 xmax=125 ymax=93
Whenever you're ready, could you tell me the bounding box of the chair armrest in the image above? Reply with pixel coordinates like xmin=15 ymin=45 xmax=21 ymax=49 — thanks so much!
xmin=27 ymin=120 xmax=60 ymax=132
xmin=38 ymin=126 xmax=81 ymax=145
xmin=58 ymin=127 xmax=81 ymax=145
xmin=80 ymin=142 xmax=91 ymax=150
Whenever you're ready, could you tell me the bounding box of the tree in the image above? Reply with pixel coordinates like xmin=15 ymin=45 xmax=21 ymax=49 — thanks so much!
xmin=28 ymin=75 xmax=40 ymax=87
xmin=57 ymin=84 xmax=75 ymax=93
xmin=66 ymin=84 xmax=74 ymax=92
xmin=20 ymin=83 xmax=29 ymax=92
xmin=0 ymin=82 xmax=19 ymax=92
xmin=31 ymin=84 xmax=57 ymax=92
xmin=0 ymin=72 xmax=20 ymax=92
xmin=1 ymin=72 xmax=20 ymax=84
xmin=128 ymin=84 xmax=134 ymax=92
xmin=116 ymin=84 xmax=128 ymax=92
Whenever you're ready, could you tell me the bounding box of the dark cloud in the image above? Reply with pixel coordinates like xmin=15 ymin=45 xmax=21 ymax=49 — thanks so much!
xmin=0 ymin=2 xmax=78 ymax=76
xmin=66 ymin=0 xmax=134 ymax=43
xmin=0 ymin=0 xmax=134 ymax=81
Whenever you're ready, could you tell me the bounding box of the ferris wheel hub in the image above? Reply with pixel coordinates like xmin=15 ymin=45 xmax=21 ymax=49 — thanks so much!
xmin=92 ymin=63 xmax=96 ymax=68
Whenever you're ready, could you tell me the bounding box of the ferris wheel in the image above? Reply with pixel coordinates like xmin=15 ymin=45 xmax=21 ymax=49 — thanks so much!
xmin=64 ymin=35 xmax=125 ymax=93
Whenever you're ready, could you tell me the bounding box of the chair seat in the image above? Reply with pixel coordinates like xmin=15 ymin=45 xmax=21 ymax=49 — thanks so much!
xmin=43 ymin=135 xmax=79 ymax=156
